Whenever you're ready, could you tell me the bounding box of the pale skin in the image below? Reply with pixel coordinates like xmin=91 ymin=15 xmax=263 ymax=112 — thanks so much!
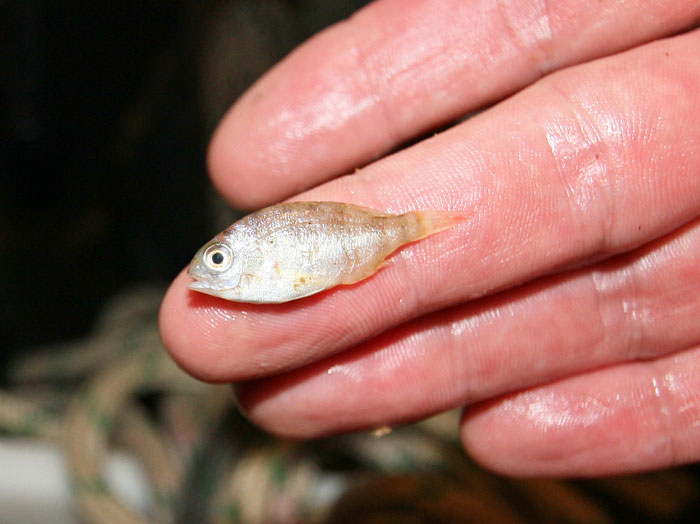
xmin=159 ymin=0 xmax=700 ymax=477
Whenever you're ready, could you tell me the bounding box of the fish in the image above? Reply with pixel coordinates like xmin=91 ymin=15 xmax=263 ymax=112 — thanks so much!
xmin=187 ymin=201 xmax=465 ymax=303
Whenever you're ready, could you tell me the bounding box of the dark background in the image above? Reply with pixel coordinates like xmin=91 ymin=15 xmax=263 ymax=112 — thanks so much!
xmin=0 ymin=0 xmax=369 ymax=364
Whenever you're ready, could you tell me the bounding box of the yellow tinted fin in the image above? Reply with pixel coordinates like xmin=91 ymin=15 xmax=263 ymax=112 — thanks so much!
xmin=409 ymin=210 xmax=469 ymax=240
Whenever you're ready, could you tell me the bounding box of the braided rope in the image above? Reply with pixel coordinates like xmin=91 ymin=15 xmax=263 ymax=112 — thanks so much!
xmin=1 ymin=287 xmax=698 ymax=523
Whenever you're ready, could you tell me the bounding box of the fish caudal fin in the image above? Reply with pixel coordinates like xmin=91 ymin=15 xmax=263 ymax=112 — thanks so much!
xmin=409 ymin=210 xmax=469 ymax=240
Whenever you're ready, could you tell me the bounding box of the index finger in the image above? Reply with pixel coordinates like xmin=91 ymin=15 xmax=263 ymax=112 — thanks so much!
xmin=208 ymin=0 xmax=700 ymax=209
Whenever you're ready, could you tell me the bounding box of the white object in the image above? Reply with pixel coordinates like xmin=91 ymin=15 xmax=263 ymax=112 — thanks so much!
xmin=0 ymin=439 xmax=153 ymax=524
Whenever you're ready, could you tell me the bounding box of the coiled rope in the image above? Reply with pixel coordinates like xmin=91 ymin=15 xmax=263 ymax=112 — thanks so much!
xmin=1 ymin=287 xmax=698 ymax=523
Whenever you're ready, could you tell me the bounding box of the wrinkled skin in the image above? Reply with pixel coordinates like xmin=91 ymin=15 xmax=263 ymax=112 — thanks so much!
xmin=160 ymin=0 xmax=700 ymax=477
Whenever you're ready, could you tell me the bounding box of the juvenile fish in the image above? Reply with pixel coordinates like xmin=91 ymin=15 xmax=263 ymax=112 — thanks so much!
xmin=188 ymin=201 xmax=465 ymax=303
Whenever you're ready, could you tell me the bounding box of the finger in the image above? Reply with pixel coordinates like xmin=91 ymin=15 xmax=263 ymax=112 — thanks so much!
xmin=232 ymin=218 xmax=700 ymax=437
xmin=208 ymin=0 xmax=700 ymax=208
xmin=462 ymin=345 xmax=700 ymax=477
xmin=160 ymin=30 xmax=700 ymax=382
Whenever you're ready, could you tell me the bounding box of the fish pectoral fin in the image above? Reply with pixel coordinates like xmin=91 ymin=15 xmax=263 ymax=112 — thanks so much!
xmin=374 ymin=257 xmax=393 ymax=271
xmin=340 ymin=257 xmax=392 ymax=286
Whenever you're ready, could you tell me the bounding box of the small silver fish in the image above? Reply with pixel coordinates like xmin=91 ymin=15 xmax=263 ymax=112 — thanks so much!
xmin=188 ymin=201 xmax=465 ymax=303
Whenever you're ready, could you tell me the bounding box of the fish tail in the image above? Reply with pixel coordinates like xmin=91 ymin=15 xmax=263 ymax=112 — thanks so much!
xmin=406 ymin=209 xmax=469 ymax=240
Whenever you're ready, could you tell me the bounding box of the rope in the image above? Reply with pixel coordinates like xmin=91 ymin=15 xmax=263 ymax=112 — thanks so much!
xmin=1 ymin=287 xmax=698 ymax=523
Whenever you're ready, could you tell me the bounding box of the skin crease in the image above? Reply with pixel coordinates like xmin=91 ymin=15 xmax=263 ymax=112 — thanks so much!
xmin=160 ymin=0 xmax=700 ymax=477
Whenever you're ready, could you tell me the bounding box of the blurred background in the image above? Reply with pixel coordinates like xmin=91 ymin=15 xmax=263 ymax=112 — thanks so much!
xmin=1 ymin=1 xmax=699 ymax=523
xmin=1 ymin=0 xmax=368 ymax=359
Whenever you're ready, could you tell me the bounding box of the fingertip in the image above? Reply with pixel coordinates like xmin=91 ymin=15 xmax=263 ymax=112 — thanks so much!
xmin=460 ymin=393 xmax=617 ymax=479
xmin=206 ymin=118 xmax=239 ymax=206
xmin=159 ymin=269 xmax=243 ymax=383
xmin=234 ymin=376 xmax=340 ymax=439
xmin=160 ymin=267 xmax=341 ymax=383
xmin=460 ymin=389 xmax=635 ymax=478
xmin=206 ymin=99 xmax=283 ymax=210
xmin=459 ymin=377 xmax=657 ymax=478
xmin=204 ymin=16 xmax=397 ymax=209
xmin=460 ymin=398 xmax=548 ymax=477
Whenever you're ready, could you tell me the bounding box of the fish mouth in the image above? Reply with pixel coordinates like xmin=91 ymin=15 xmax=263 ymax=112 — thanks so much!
xmin=187 ymin=279 xmax=209 ymax=291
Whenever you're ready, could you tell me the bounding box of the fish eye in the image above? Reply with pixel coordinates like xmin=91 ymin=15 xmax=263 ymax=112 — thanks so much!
xmin=203 ymin=243 xmax=233 ymax=271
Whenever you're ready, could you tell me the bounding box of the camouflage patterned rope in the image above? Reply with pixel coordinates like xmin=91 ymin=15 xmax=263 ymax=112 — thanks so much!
xmin=1 ymin=287 xmax=699 ymax=523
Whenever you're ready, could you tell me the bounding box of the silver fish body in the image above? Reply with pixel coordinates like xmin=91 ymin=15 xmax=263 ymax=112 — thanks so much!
xmin=188 ymin=201 xmax=463 ymax=303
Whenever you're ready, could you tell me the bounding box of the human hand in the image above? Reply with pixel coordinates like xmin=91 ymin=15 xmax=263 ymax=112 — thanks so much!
xmin=159 ymin=0 xmax=700 ymax=477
